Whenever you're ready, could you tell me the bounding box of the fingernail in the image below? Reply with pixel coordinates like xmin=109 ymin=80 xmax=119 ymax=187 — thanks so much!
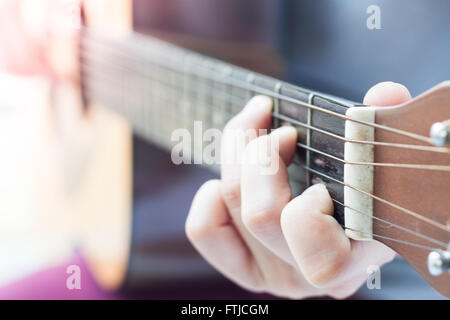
xmin=272 ymin=125 xmax=298 ymax=140
xmin=242 ymin=95 xmax=272 ymax=115
xmin=302 ymin=183 xmax=327 ymax=196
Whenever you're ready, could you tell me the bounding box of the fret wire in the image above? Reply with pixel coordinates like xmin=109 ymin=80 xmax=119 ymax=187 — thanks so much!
xmin=204 ymin=59 xmax=214 ymax=132
xmin=224 ymin=66 xmax=234 ymax=120
xmin=86 ymin=69 xmax=450 ymax=239
xmin=81 ymin=60 xmax=246 ymax=112
xmin=306 ymin=93 xmax=315 ymax=187
xmin=89 ymin=78 xmax=449 ymax=251
xmin=83 ymin=76 xmax=235 ymax=130
xmin=80 ymin=30 xmax=450 ymax=251
xmin=246 ymin=73 xmax=256 ymax=102
xmin=82 ymin=60 xmax=448 ymax=154
xmin=101 ymin=55 xmax=246 ymax=106
xmin=82 ymin=65 xmax=450 ymax=167
xmin=82 ymin=57 xmax=450 ymax=165
xmin=90 ymin=87 xmax=450 ymax=245
xmin=83 ymin=72 xmax=450 ymax=234
xmin=81 ymin=39 xmax=450 ymax=166
xmin=273 ymin=82 xmax=282 ymax=129
xmin=192 ymin=61 xmax=432 ymax=145
xmin=83 ymin=76 xmax=235 ymax=123
xmin=81 ymin=33 xmax=437 ymax=146
xmin=183 ymin=54 xmax=192 ymax=138
xmin=157 ymin=63 xmax=164 ymax=144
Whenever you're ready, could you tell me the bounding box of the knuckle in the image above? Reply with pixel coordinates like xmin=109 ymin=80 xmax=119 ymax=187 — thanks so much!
xmin=220 ymin=178 xmax=241 ymax=205
xmin=242 ymin=136 xmax=266 ymax=164
xmin=242 ymin=195 xmax=290 ymax=236
xmin=242 ymin=204 xmax=276 ymax=234
xmin=304 ymin=256 xmax=346 ymax=288
xmin=280 ymin=200 xmax=299 ymax=227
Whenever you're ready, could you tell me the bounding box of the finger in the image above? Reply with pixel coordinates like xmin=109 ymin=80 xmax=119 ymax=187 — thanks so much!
xmin=185 ymin=180 xmax=263 ymax=292
xmin=279 ymin=82 xmax=408 ymax=289
xmin=281 ymin=184 xmax=350 ymax=287
xmin=220 ymin=95 xmax=272 ymax=214
xmin=363 ymin=81 xmax=411 ymax=106
xmin=241 ymin=126 xmax=298 ymax=264
xmin=281 ymin=184 xmax=396 ymax=289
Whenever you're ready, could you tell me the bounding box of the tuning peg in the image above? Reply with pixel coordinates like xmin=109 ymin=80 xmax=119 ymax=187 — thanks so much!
xmin=430 ymin=121 xmax=449 ymax=146
xmin=427 ymin=250 xmax=450 ymax=276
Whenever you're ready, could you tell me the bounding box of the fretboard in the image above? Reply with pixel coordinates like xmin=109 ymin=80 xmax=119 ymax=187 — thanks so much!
xmin=80 ymin=28 xmax=357 ymax=225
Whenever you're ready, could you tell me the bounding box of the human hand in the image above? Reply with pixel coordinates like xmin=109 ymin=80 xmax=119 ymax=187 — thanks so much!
xmin=0 ymin=0 xmax=81 ymax=76
xmin=186 ymin=81 xmax=411 ymax=299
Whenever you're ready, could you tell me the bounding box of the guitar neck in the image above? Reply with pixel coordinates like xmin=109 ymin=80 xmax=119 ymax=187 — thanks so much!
xmin=80 ymin=28 xmax=357 ymax=225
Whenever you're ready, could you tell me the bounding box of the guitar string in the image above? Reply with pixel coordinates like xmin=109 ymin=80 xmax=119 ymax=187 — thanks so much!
xmin=342 ymin=227 xmax=440 ymax=251
xmin=329 ymin=198 xmax=447 ymax=248
xmin=79 ymin=52 xmax=448 ymax=154
xmin=80 ymin=46 xmax=450 ymax=166
xmin=79 ymin=36 xmax=450 ymax=232
xmin=80 ymin=61 xmax=450 ymax=172
xmin=85 ymin=34 xmax=436 ymax=146
xmin=79 ymin=29 xmax=450 ymax=252
xmin=82 ymin=87 xmax=447 ymax=253
xmin=296 ymin=141 xmax=449 ymax=171
xmin=82 ymin=67 xmax=450 ymax=234
xmin=272 ymin=113 xmax=448 ymax=153
xmin=300 ymin=164 xmax=450 ymax=233
xmin=82 ymin=72 xmax=450 ymax=235
xmin=81 ymin=31 xmax=447 ymax=147
xmin=81 ymin=33 xmax=446 ymax=149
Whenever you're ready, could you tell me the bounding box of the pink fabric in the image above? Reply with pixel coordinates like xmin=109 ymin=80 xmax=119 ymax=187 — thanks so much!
xmin=0 ymin=254 xmax=120 ymax=300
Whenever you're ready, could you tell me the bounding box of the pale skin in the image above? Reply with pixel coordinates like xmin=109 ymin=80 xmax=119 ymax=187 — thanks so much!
xmin=186 ymin=81 xmax=412 ymax=299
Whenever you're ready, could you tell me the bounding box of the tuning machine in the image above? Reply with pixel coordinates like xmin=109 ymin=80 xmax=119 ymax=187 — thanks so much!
xmin=430 ymin=121 xmax=449 ymax=146
xmin=427 ymin=249 xmax=450 ymax=276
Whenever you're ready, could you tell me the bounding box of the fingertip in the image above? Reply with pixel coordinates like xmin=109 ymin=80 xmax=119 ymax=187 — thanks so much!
xmin=281 ymin=194 xmax=350 ymax=288
xmin=302 ymin=183 xmax=328 ymax=196
xmin=186 ymin=179 xmax=226 ymax=240
xmin=271 ymin=126 xmax=298 ymax=165
xmin=272 ymin=125 xmax=298 ymax=141
xmin=363 ymin=81 xmax=412 ymax=106
xmin=242 ymin=95 xmax=273 ymax=115
xmin=300 ymin=183 xmax=334 ymax=216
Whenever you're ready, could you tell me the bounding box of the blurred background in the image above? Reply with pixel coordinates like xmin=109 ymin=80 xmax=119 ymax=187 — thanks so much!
xmin=0 ymin=0 xmax=448 ymax=299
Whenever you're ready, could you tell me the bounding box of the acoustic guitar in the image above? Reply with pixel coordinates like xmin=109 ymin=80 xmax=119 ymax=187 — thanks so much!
xmin=43 ymin=0 xmax=449 ymax=298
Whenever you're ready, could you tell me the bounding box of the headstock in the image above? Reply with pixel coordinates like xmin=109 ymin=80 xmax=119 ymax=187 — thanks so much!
xmin=372 ymin=82 xmax=450 ymax=297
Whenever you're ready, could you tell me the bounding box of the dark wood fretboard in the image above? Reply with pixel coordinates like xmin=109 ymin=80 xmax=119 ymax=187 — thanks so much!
xmin=80 ymin=28 xmax=358 ymax=225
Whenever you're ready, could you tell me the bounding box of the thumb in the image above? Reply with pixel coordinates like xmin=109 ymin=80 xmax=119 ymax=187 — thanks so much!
xmin=363 ymin=81 xmax=411 ymax=106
